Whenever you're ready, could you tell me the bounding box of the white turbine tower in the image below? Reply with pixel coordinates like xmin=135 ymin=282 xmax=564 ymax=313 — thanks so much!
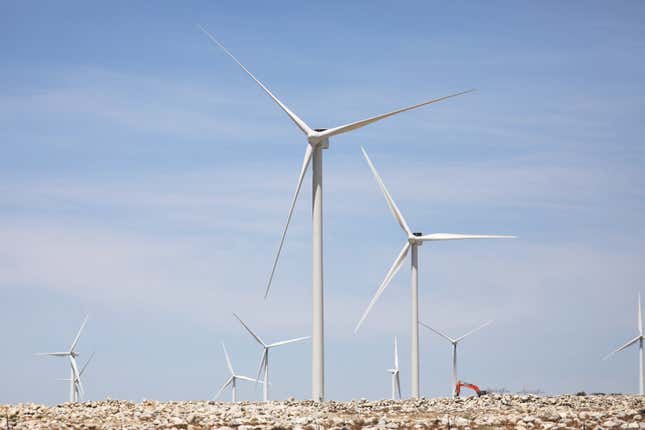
xmin=354 ymin=146 xmax=514 ymax=398
xmin=214 ymin=343 xmax=262 ymax=402
xmin=387 ymin=337 xmax=401 ymax=400
xmin=420 ymin=320 xmax=492 ymax=397
xmin=59 ymin=352 xmax=95 ymax=402
xmin=199 ymin=26 xmax=472 ymax=401
xmin=233 ymin=313 xmax=309 ymax=401
xmin=604 ymin=293 xmax=645 ymax=395
xmin=36 ymin=315 xmax=88 ymax=402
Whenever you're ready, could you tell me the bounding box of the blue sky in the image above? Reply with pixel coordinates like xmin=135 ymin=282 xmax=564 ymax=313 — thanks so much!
xmin=2 ymin=1 xmax=645 ymax=404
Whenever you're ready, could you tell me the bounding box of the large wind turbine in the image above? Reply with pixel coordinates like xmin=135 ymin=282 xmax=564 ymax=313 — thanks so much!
xmin=420 ymin=320 xmax=492 ymax=397
xmin=199 ymin=26 xmax=472 ymax=401
xmin=233 ymin=313 xmax=309 ymax=401
xmin=387 ymin=337 xmax=401 ymax=400
xmin=36 ymin=315 xmax=88 ymax=402
xmin=604 ymin=293 xmax=645 ymax=395
xmin=59 ymin=352 xmax=95 ymax=402
xmin=214 ymin=343 xmax=262 ymax=402
xmin=354 ymin=146 xmax=514 ymax=398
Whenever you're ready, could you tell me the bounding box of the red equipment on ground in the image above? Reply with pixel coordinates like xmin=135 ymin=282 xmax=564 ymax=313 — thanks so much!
xmin=455 ymin=380 xmax=488 ymax=397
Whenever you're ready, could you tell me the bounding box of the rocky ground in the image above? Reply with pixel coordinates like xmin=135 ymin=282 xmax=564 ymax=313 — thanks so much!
xmin=2 ymin=394 xmax=643 ymax=430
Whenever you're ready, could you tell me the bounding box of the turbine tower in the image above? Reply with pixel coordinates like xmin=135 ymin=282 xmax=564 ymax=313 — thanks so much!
xmin=36 ymin=315 xmax=88 ymax=402
xmin=420 ymin=320 xmax=492 ymax=397
xmin=214 ymin=343 xmax=262 ymax=402
xmin=604 ymin=293 xmax=645 ymax=395
xmin=233 ymin=313 xmax=309 ymax=401
xmin=354 ymin=146 xmax=514 ymax=398
xmin=199 ymin=26 xmax=471 ymax=401
xmin=387 ymin=337 xmax=401 ymax=400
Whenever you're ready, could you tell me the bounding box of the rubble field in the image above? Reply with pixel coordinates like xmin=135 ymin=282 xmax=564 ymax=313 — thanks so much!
xmin=2 ymin=394 xmax=644 ymax=430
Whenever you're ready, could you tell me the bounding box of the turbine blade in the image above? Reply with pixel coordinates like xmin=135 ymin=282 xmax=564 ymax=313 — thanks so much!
xmin=396 ymin=373 xmax=402 ymax=399
xmin=198 ymin=26 xmax=313 ymax=136
xmin=69 ymin=315 xmax=88 ymax=353
xmin=604 ymin=335 xmax=641 ymax=360
xmin=236 ymin=375 xmax=263 ymax=383
xmin=79 ymin=352 xmax=95 ymax=377
xmin=265 ymin=144 xmax=314 ymax=299
xmin=35 ymin=352 xmax=70 ymax=357
xmin=232 ymin=313 xmax=265 ymax=346
xmin=268 ymin=336 xmax=310 ymax=348
xmin=419 ymin=322 xmax=455 ymax=343
xmin=76 ymin=376 xmax=85 ymax=399
xmin=69 ymin=357 xmax=82 ymax=386
xmin=394 ymin=336 xmax=399 ymax=370
xmin=354 ymin=242 xmax=411 ymax=333
xmin=420 ymin=233 xmax=516 ymax=241
xmin=360 ymin=146 xmax=411 ymax=236
xmin=321 ymin=90 xmax=474 ymax=139
xmin=222 ymin=343 xmax=235 ymax=375
xmin=256 ymin=349 xmax=268 ymax=385
xmin=639 ymin=292 xmax=643 ymax=336
xmin=455 ymin=320 xmax=493 ymax=342
xmin=214 ymin=376 xmax=233 ymax=400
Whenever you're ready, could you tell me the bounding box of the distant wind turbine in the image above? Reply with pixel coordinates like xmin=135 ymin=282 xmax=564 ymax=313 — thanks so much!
xmin=420 ymin=320 xmax=492 ymax=397
xmin=233 ymin=313 xmax=309 ymax=401
xmin=387 ymin=337 xmax=401 ymax=400
xmin=58 ymin=352 xmax=95 ymax=402
xmin=354 ymin=146 xmax=514 ymax=397
xmin=214 ymin=343 xmax=262 ymax=402
xmin=35 ymin=315 xmax=88 ymax=402
xmin=199 ymin=26 xmax=472 ymax=401
xmin=604 ymin=293 xmax=645 ymax=395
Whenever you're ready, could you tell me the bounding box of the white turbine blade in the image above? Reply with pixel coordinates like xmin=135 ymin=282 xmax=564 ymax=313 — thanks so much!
xmin=236 ymin=375 xmax=263 ymax=384
xmin=214 ymin=376 xmax=233 ymax=400
xmin=639 ymin=292 xmax=643 ymax=336
xmin=394 ymin=336 xmax=399 ymax=370
xmin=69 ymin=315 xmax=88 ymax=353
xmin=268 ymin=336 xmax=310 ymax=348
xmin=79 ymin=352 xmax=95 ymax=377
xmin=419 ymin=322 xmax=455 ymax=343
xmin=455 ymin=320 xmax=493 ymax=343
xmin=360 ymin=146 xmax=411 ymax=236
xmin=76 ymin=376 xmax=85 ymax=399
xmin=198 ymin=26 xmax=313 ymax=136
xmin=395 ymin=373 xmax=402 ymax=399
xmin=321 ymin=90 xmax=474 ymax=139
xmin=354 ymin=241 xmax=411 ymax=333
xmin=69 ymin=357 xmax=82 ymax=393
xmin=222 ymin=343 xmax=235 ymax=375
xmin=232 ymin=313 xmax=265 ymax=346
xmin=265 ymin=144 xmax=314 ymax=299
xmin=35 ymin=352 xmax=70 ymax=357
xmin=256 ymin=349 xmax=268 ymax=384
xmin=420 ymin=233 xmax=516 ymax=241
xmin=604 ymin=335 xmax=641 ymax=360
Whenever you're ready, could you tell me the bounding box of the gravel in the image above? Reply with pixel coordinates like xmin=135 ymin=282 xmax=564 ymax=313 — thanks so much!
xmin=2 ymin=394 xmax=643 ymax=429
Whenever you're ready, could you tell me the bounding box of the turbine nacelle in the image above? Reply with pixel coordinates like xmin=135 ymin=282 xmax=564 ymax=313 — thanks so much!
xmin=408 ymin=232 xmax=424 ymax=245
xmin=307 ymin=132 xmax=329 ymax=147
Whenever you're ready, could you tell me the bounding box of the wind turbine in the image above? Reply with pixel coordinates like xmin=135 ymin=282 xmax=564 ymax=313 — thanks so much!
xmin=59 ymin=352 xmax=95 ymax=402
xmin=35 ymin=315 xmax=88 ymax=402
xmin=233 ymin=313 xmax=309 ymax=401
xmin=354 ymin=146 xmax=514 ymax=398
xmin=387 ymin=337 xmax=401 ymax=400
xmin=604 ymin=293 xmax=645 ymax=395
xmin=214 ymin=343 xmax=262 ymax=402
xmin=420 ymin=320 xmax=492 ymax=397
xmin=199 ymin=26 xmax=472 ymax=401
